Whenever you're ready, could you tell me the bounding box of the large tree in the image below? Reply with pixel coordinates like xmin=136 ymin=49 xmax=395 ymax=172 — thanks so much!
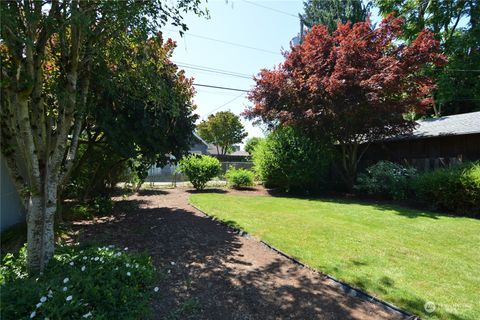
xmin=302 ymin=0 xmax=372 ymax=32
xmin=0 ymin=0 xmax=205 ymax=273
xmin=197 ymin=111 xmax=247 ymax=155
xmin=65 ymin=34 xmax=198 ymax=200
xmin=245 ymin=14 xmax=445 ymax=189
xmin=375 ymin=0 xmax=480 ymax=116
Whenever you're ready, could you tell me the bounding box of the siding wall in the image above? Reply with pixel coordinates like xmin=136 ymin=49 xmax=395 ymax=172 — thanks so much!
xmin=360 ymin=133 xmax=480 ymax=170
xmin=1 ymin=156 xmax=26 ymax=231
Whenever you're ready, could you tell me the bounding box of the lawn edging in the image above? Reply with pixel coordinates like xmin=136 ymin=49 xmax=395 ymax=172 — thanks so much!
xmin=190 ymin=202 xmax=418 ymax=320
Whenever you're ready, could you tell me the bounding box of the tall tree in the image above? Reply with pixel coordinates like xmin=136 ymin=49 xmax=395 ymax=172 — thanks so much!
xmin=375 ymin=0 xmax=480 ymax=116
xmin=197 ymin=111 xmax=247 ymax=155
xmin=0 ymin=0 xmax=205 ymax=273
xmin=302 ymin=0 xmax=372 ymax=32
xmin=65 ymin=34 xmax=198 ymax=200
xmin=245 ymin=15 xmax=445 ymax=189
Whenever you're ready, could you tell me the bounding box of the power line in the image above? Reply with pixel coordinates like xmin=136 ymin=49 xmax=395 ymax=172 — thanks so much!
xmin=193 ymin=83 xmax=250 ymax=93
xmin=165 ymin=28 xmax=282 ymax=56
xmin=203 ymin=92 xmax=246 ymax=119
xmin=176 ymin=61 xmax=251 ymax=77
xmin=241 ymin=0 xmax=299 ymax=19
xmin=176 ymin=62 xmax=252 ymax=79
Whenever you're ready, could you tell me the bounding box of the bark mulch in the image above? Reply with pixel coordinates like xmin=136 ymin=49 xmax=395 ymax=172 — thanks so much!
xmin=69 ymin=187 xmax=407 ymax=320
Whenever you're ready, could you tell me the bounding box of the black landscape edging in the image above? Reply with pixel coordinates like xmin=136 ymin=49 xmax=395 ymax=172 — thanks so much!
xmin=190 ymin=203 xmax=420 ymax=320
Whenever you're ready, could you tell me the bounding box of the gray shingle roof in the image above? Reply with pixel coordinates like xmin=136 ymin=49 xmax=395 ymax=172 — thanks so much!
xmin=395 ymin=111 xmax=480 ymax=140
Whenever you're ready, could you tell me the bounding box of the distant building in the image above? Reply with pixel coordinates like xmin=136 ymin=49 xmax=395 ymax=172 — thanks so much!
xmin=146 ymin=133 xmax=209 ymax=182
xmin=206 ymin=144 xmax=250 ymax=162
xmin=362 ymin=111 xmax=480 ymax=170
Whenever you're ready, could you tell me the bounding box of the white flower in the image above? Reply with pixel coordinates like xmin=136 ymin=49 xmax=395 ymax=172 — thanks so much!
xmin=30 ymin=311 xmax=36 ymax=318
xmin=83 ymin=256 xmax=87 ymax=260
xmin=66 ymin=295 xmax=73 ymax=302
xmin=69 ymin=261 xmax=74 ymax=266
xmin=81 ymin=266 xmax=86 ymax=272
xmin=36 ymin=302 xmax=42 ymax=308
xmin=153 ymin=287 xmax=159 ymax=292
xmin=80 ymin=250 xmax=84 ymax=254
xmin=126 ymin=272 xmax=131 ymax=276
xmin=126 ymin=263 xmax=130 ymax=267
xmin=63 ymin=287 xmax=68 ymax=292
xmin=135 ymin=263 xmax=139 ymax=268
xmin=82 ymin=311 xmax=93 ymax=318
xmin=63 ymin=277 xmax=69 ymax=284
xmin=47 ymin=290 xmax=53 ymax=298
xmin=94 ymin=257 xmax=99 ymax=261
xmin=114 ymin=267 xmax=118 ymax=271
xmin=124 ymin=247 xmax=128 ymax=251
xmin=170 ymin=261 xmax=175 ymax=266
xmin=40 ymin=296 xmax=47 ymax=303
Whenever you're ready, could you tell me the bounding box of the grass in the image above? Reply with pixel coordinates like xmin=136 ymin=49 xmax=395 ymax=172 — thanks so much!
xmin=190 ymin=194 xmax=480 ymax=320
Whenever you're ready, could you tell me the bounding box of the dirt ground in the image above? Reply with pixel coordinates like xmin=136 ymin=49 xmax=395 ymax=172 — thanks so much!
xmin=70 ymin=187 xmax=407 ymax=320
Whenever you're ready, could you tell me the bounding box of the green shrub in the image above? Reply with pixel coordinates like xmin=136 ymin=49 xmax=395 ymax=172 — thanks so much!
xmin=66 ymin=204 xmax=94 ymax=220
xmin=225 ymin=167 xmax=255 ymax=189
xmin=1 ymin=245 xmax=157 ymax=319
xmin=413 ymin=162 xmax=480 ymax=215
xmin=64 ymin=197 xmax=113 ymax=221
xmin=355 ymin=161 xmax=417 ymax=200
xmin=178 ymin=155 xmax=221 ymax=190
xmin=252 ymin=126 xmax=332 ymax=192
xmin=92 ymin=196 xmax=114 ymax=215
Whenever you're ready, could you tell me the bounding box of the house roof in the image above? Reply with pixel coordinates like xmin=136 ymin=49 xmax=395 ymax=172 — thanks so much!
xmin=192 ymin=132 xmax=209 ymax=147
xmin=393 ymin=111 xmax=480 ymax=141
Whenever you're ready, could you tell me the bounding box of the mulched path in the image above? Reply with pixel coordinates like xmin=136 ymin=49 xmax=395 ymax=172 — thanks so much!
xmin=70 ymin=187 xmax=406 ymax=320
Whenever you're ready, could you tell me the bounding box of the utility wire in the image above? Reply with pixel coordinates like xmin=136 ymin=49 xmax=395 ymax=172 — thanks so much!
xmin=176 ymin=61 xmax=252 ymax=77
xmin=165 ymin=28 xmax=281 ymax=56
xmin=193 ymin=83 xmax=250 ymax=93
xmin=241 ymin=0 xmax=299 ymax=19
xmin=202 ymin=92 xmax=246 ymax=119
xmin=176 ymin=63 xmax=252 ymax=79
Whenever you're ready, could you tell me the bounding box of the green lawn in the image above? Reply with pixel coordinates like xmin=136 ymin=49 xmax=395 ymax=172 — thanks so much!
xmin=190 ymin=194 xmax=480 ymax=320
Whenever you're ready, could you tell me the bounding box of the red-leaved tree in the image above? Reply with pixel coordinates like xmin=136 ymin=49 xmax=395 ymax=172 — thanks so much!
xmin=245 ymin=14 xmax=446 ymax=188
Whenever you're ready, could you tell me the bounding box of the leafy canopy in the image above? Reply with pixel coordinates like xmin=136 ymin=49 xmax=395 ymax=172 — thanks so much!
xmin=197 ymin=111 xmax=247 ymax=155
xmin=245 ymin=14 xmax=445 ymax=188
xmin=91 ymin=34 xmax=198 ymax=168
xmin=302 ymin=0 xmax=372 ymax=32
xmin=375 ymin=0 xmax=480 ymax=115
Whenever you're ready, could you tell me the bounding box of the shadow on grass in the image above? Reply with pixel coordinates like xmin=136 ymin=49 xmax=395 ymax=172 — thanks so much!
xmin=260 ymin=188 xmax=474 ymax=220
xmin=336 ymin=264 xmax=468 ymax=320
xmin=186 ymin=188 xmax=228 ymax=194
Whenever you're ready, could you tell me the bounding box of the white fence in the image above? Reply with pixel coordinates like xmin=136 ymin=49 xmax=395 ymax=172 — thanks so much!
xmin=145 ymin=162 xmax=254 ymax=183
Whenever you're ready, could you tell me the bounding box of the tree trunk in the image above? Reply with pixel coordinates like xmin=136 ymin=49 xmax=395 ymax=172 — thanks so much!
xmin=340 ymin=142 xmax=369 ymax=191
xmin=26 ymin=181 xmax=57 ymax=273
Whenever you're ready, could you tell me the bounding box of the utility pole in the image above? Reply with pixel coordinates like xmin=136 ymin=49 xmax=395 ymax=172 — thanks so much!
xmin=299 ymin=14 xmax=305 ymax=43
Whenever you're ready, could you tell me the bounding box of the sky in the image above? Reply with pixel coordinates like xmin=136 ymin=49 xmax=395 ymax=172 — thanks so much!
xmin=162 ymin=0 xmax=381 ymax=143
xmin=162 ymin=1 xmax=305 ymax=141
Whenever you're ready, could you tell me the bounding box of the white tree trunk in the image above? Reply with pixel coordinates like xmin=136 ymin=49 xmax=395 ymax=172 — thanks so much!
xmin=26 ymin=178 xmax=57 ymax=272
